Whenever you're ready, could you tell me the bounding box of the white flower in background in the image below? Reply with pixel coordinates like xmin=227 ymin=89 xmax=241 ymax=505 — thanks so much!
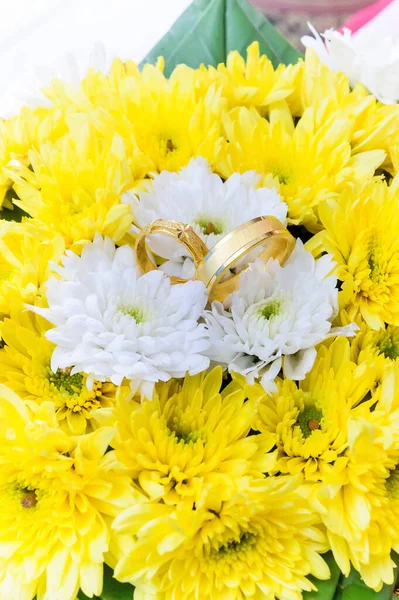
xmin=0 ymin=43 xmax=111 ymax=118
xmin=205 ymin=240 xmax=357 ymax=392
xmin=29 ymin=236 xmax=210 ymax=398
xmin=301 ymin=24 xmax=399 ymax=105
xmin=123 ymin=157 xmax=287 ymax=279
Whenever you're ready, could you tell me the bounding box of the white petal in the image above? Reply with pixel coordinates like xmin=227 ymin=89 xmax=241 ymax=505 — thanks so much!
xmin=302 ymin=23 xmax=399 ymax=104
xmin=284 ymin=348 xmax=317 ymax=380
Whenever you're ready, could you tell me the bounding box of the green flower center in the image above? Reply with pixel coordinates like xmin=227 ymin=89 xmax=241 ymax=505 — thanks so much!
xmin=258 ymin=300 xmax=281 ymax=320
xmin=271 ymin=166 xmax=291 ymax=185
xmin=196 ymin=218 xmax=224 ymax=236
xmin=386 ymin=467 xmax=399 ymax=499
xmin=375 ymin=328 xmax=399 ymax=361
xmin=216 ymin=532 xmax=256 ymax=559
xmin=119 ymin=305 xmax=146 ymax=324
xmin=367 ymin=245 xmax=385 ymax=283
xmin=167 ymin=413 xmax=202 ymax=444
xmin=47 ymin=368 xmax=84 ymax=395
xmin=297 ymin=406 xmax=323 ymax=439
xmin=168 ymin=416 xmax=201 ymax=444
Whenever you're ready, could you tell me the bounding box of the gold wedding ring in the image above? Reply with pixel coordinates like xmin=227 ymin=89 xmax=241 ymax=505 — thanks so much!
xmin=195 ymin=216 xmax=295 ymax=303
xmin=135 ymin=219 xmax=208 ymax=284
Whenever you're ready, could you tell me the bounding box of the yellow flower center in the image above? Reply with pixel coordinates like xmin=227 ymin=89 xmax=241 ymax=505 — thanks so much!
xmin=213 ymin=532 xmax=256 ymax=561
xmin=20 ymin=490 xmax=37 ymax=509
xmin=159 ymin=135 xmax=178 ymax=154
xmin=66 ymin=200 xmax=88 ymax=217
xmin=7 ymin=480 xmax=44 ymax=512
xmin=356 ymin=233 xmax=399 ymax=306
xmin=166 ymin=139 xmax=176 ymax=152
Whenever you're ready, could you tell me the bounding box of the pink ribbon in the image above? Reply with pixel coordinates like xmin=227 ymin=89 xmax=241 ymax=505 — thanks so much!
xmin=343 ymin=0 xmax=395 ymax=32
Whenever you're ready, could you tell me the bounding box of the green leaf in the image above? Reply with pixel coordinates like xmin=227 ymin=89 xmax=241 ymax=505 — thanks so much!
xmin=0 ymin=205 xmax=28 ymax=222
xmin=225 ymin=0 xmax=302 ymax=66
xmin=303 ymin=552 xmax=341 ymax=600
xmin=77 ymin=566 xmax=134 ymax=600
xmin=140 ymin=0 xmax=302 ymax=76
xmin=333 ymin=554 xmax=399 ymax=600
xmin=340 ymin=584 xmax=376 ymax=600
xmin=302 ymin=552 xmax=399 ymax=600
xmin=1 ymin=188 xmax=29 ymax=222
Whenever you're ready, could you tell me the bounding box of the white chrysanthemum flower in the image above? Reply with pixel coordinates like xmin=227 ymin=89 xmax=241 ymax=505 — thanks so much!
xmin=205 ymin=240 xmax=357 ymax=392
xmin=301 ymin=24 xmax=399 ymax=105
xmin=29 ymin=236 xmax=210 ymax=397
xmin=123 ymin=157 xmax=287 ymax=279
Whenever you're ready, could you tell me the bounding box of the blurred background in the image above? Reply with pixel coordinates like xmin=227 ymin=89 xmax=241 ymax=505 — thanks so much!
xmin=251 ymin=0 xmax=372 ymax=48
xmin=0 ymin=0 xmax=395 ymax=116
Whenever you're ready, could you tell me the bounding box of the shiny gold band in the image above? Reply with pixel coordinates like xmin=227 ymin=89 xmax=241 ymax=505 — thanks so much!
xmin=135 ymin=219 xmax=208 ymax=284
xmin=195 ymin=216 xmax=295 ymax=302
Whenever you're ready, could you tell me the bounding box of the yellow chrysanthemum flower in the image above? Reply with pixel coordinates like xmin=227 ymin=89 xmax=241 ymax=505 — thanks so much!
xmin=191 ymin=42 xmax=300 ymax=111
xmin=288 ymin=48 xmax=351 ymax=117
xmin=308 ymin=177 xmax=399 ymax=329
xmin=38 ymin=58 xmax=154 ymax=180
xmin=282 ymin=52 xmax=385 ymax=184
xmin=351 ymin=101 xmax=399 ymax=175
xmin=0 ymin=105 xmax=66 ymax=209
xmin=355 ymin=448 xmax=399 ymax=590
xmin=251 ymin=338 xmax=376 ymax=481
xmin=42 ymin=55 xmax=149 ymax=113
xmin=0 ymin=220 xmax=64 ymax=315
xmin=307 ymin=393 xmax=399 ymax=591
xmin=290 ymin=49 xmax=399 ymax=174
xmin=56 ymin=57 xmax=224 ymax=179
xmin=350 ymin=321 xmax=399 ymax=383
xmin=292 ymin=48 xmax=372 ymax=119
xmin=112 ymin=367 xmax=275 ymax=505
xmin=113 ymin=475 xmax=329 ymax=600
xmin=217 ymin=102 xmax=384 ymax=231
xmin=250 ymin=336 xmax=399 ymax=589
xmin=0 ymin=309 xmax=116 ymax=435
xmin=391 ymin=143 xmax=399 ymax=175
xmin=9 ymin=123 xmax=136 ymax=247
xmin=92 ymin=63 xmax=224 ymax=176
xmin=0 ymin=385 xmax=136 ymax=600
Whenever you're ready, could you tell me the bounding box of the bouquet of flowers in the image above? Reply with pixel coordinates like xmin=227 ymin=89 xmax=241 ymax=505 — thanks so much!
xmin=1 ymin=1 xmax=399 ymax=599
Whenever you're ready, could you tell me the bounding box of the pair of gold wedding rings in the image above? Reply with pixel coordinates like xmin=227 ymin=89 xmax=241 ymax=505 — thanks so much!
xmin=135 ymin=216 xmax=295 ymax=302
